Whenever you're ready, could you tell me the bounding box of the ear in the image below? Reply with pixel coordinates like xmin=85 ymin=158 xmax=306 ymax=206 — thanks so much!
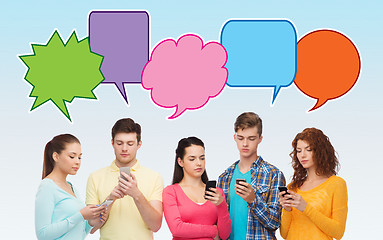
xmin=137 ymin=140 xmax=142 ymax=149
xmin=259 ymin=135 xmax=263 ymax=143
xmin=111 ymin=139 xmax=114 ymax=146
xmin=177 ymin=157 xmax=184 ymax=168
xmin=52 ymin=152 xmax=59 ymax=162
xmin=233 ymin=133 xmax=236 ymax=141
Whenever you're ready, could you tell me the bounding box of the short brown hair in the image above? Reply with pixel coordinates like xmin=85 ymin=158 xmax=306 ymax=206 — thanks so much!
xmin=112 ymin=118 xmax=141 ymax=142
xmin=234 ymin=112 xmax=263 ymax=136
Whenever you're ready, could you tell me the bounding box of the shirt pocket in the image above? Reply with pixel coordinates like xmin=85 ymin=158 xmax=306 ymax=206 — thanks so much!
xmin=255 ymin=184 xmax=269 ymax=202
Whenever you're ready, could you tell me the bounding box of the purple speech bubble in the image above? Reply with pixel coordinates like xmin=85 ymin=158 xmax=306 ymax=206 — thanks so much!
xmin=89 ymin=11 xmax=149 ymax=104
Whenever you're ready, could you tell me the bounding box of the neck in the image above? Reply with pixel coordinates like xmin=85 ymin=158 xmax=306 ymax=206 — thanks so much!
xmin=179 ymin=173 xmax=204 ymax=187
xmin=239 ymin=155 xmax=258 ymax=171
xmin=46 ymin=168 xmax=68 ymax=184
xmin=116 ymin=158 xmax=137 ymax=168
xmin=306 ymin=167 xmax=321 ymax=181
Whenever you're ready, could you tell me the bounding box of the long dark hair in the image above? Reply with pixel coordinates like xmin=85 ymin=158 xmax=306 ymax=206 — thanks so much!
xmin=289 ymin=128 xmax=339 ymax=190
xmin=42 ymin=134 xmax=80 ymax=179
xmin=172 ymin=136 xmax=208 ymax=184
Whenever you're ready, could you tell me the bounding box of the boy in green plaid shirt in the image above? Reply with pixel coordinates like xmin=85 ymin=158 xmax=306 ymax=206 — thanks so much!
xmin=218 ymin=112 xmax=285 ymax=240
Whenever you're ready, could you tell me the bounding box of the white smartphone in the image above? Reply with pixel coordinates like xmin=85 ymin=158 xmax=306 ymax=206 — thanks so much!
xmin=100 ymin=199 xmax=113 ymax=207
xmin=120 ymin=167 xmax=131 ymax=181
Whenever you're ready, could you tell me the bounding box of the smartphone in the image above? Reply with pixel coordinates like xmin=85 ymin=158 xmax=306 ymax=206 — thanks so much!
xmin=278 ymin=186 xmax=289 ymax=197
xmin=100 ymin=199 xmax=113 ymax=207
xmin=120 ymin=167 xmax=131 ymax=181
xmin=236 ymin=179 xmax=247 ymax=186
xmin=204 ymin=180 xmax=217 ymax=198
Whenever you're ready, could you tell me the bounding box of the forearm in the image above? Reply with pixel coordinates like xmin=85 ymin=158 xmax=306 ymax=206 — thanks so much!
xmin=216 ymin=201 xmax=232 ymax=239
xmin=249 ymin=195 xmax=282 ymax=229
xmin=303 ymin=203 xmax=347 ymax=239
xmin=280 ymin=209 xmax=292 ymax=239
xmin=134 ymin=193 xmax=162 ymax=232
xmin=36 ymin=211 xmax=84 ymax=239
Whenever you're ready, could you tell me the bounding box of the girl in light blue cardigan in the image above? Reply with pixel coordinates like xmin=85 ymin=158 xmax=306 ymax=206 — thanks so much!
xmin=35 ymin=134 xmax=106 ymax=240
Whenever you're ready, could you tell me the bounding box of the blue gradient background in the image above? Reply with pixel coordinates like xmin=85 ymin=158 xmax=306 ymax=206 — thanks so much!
xmin=1 ymin=0 xmax=382 ymax=239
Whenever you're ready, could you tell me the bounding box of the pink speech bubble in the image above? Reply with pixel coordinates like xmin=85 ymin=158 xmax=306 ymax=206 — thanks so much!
xmin=141 ymin=34 xmax=228 ymax=119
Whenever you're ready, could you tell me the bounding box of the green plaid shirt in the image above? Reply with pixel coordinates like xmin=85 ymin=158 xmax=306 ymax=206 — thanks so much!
xmin=218 ymin=156 xmax=285 ymax=240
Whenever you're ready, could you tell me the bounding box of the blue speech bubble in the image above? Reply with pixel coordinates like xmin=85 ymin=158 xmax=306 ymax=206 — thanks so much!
xmin=220 ymin=19 xmax=297 ymax=103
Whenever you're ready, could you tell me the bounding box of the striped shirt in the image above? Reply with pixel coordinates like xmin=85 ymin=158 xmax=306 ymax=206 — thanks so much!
xmin=218 ymin=156 xmax=285 ymax=240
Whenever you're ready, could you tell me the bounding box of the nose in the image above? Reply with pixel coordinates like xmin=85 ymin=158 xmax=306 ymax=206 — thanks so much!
xmin=243 ymin=138 xmax=248 ymax=146
xmin=196 ymin=159 xmax=202 ymax=166
xmin=122 ymin=144 xmax=128 ymax=151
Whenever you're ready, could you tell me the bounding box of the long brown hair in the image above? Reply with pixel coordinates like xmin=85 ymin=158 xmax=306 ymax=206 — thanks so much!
xmin=172 ymin=137 xmax=208 ymax=184
xmin=289 ymin=128 xmax=339 ymax=190
xmin=42 ymin=134 xmax=80 ymax=179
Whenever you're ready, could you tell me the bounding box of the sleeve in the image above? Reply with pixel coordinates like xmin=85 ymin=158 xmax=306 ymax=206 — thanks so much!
xmin=85 ymin=221 xmax=92 ymax=234
xmin=149 ymin=172 xmax=164 ymax=202
xmin=162 ymin=185 xmax=217 ymax=238
xmin=35 ymin=182 xmax=85 ymax=240
xmin=248 ymin=170 xmax=286 ymax=230
xmin=216 ymin=188 xmax=232 ymax=240
xmin=86 ymin=173 xmax=100 ymax=205
xmin=302 ymin=177 xmax=348 ymax=239
xmin=279 ymin=208 xmax=292 ymax=239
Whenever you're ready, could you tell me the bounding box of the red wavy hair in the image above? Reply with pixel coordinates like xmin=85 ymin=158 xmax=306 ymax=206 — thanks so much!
xmin=289 ymin=128 xmax=339 ymax=190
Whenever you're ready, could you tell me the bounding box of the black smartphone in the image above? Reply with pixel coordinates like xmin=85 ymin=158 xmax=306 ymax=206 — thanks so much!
xmin=236 ymin=178 xmax=247 ymax=186
xmin=204 ymin=180 xmax=217 ymax=198
xmin=278 ymin=186 xmax=289 ymax=197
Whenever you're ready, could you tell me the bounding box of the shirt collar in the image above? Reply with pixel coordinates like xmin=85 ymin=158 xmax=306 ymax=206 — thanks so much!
xmin=109 ymin=159 xmax=141 ymax=172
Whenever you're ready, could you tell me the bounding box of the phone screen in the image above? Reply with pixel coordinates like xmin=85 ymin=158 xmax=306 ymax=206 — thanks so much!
xmin=204 ymin=180 xmax=217 ymax=198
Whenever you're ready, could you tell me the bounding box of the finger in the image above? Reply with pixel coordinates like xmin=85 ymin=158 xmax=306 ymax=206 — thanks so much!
xmin=130 ymin=172 xmax=136 ymax=181
xmin=235 ymin=184 xmax=247 ymax=191
xmin=119 ymin=177 xmax=129 ymax=186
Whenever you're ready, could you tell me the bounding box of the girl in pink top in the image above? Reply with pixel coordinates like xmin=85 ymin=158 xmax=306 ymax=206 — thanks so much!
xmin=163 ymin=137 xmax=232 ymax=240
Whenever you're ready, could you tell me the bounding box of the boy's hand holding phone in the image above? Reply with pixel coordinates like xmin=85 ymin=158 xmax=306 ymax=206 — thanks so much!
xmin=235 ymin=179 xmax=256 ymax=204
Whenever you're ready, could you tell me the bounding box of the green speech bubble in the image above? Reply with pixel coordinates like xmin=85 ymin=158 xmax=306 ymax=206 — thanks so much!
xmin=19 ymin=30 xmax=104 ymax=121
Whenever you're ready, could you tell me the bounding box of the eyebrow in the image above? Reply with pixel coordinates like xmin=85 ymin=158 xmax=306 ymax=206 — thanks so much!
xmin=187 ymin=154 xmax=205 ymax=158
xmin=237 ymin=134 xmax=257 ymax=138
xmin=68 ymin=151 xmax=82 ymax=155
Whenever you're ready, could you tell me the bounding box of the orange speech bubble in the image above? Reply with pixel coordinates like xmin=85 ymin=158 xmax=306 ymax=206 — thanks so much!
xmin=294 ymin=30 xmax=361 ymax=111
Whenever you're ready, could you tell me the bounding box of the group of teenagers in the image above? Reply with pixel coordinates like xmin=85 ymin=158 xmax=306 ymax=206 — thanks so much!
xmin=35 ymin=112 xmax=348 ymax=240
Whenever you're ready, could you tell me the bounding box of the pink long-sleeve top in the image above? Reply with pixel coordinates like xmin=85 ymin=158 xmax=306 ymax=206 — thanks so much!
xmin=163 ymin=184 xmax=232 ymax=240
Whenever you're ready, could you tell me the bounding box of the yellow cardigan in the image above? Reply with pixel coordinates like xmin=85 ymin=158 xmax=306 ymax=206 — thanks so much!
xmin=280 ymin=176 xmax=348 ymax=240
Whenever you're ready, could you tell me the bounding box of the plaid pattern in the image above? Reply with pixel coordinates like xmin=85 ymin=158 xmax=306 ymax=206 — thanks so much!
xmin=218 ymin=156 xmax=285 ymax=240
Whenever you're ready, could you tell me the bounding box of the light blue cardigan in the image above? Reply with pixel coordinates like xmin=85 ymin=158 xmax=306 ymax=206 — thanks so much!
xmin=35 ymin=178 xmax=92 ymax=239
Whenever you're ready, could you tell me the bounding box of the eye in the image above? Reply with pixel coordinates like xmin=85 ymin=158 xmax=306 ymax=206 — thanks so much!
xmin=249 ymin=137 xmax=256 ymax=141
xmin=69 ymin=156 xmax=75 ymax=159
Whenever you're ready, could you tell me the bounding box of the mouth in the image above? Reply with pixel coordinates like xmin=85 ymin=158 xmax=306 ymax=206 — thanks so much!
xmin=195 ymin=168 xmax=203 ymax=172
xmin=72 ymin=167 xmax=79 ymax=171
xmin=242 ymin=149 xmax=249 ymax=152
xmin=301 ymin=160 xmax=308 ymax=164
xmin=121 ymin=154 xmax=129 ymax=157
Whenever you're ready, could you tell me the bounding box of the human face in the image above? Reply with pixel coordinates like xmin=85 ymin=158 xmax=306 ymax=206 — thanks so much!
xmin=53 ymin=142 xmax=82 ymax=175
xmin=234 ymin=126 xmax=263 ymax=161
xmin=112 ymin=132 xmax=142 ymax=167
xmin=296 ymin=140 xmax=315 ymax=170
xmin=178 ymin=145 xmax=206 ymax=179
